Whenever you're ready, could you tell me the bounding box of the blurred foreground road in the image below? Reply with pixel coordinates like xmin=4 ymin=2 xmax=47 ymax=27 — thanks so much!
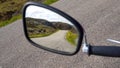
xmin=0 ymin=0 xmax=120 ymax=68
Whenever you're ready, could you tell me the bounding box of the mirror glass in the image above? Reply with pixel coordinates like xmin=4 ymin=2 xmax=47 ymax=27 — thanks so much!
xmin=25 ymin=5 xmax=80 ymax=53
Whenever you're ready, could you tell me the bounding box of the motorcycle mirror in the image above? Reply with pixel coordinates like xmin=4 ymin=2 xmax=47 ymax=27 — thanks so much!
xmin=22 ymin=2 xmax=84 ymax=55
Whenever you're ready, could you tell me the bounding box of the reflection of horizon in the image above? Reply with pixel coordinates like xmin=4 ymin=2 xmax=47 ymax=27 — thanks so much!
xmin=26 ymin=17 xmax=73 ymax=26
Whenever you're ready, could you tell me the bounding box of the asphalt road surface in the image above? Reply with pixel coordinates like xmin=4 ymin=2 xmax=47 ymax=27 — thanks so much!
xmin=31 ymin=30 xmax=76 ymax=53
xmin=0 ymin=0 xmax=120 ymax=68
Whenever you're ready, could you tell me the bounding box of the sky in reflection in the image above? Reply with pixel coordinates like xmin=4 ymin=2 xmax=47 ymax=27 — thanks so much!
xmin=26 ymin=5 xmax=73 ymax=25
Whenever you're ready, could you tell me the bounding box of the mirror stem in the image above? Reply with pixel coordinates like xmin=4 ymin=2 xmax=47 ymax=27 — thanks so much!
xmin=82 ymin=32 xmax=90 ymax=55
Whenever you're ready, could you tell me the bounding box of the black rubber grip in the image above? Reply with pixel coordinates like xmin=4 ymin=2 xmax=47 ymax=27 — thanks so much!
xmin=89 ymin=46 xmax=120 ymax=57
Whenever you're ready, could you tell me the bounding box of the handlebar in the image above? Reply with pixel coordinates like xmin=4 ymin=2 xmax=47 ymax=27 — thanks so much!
xmin=89 ymin=45 xmax=120 ymax=57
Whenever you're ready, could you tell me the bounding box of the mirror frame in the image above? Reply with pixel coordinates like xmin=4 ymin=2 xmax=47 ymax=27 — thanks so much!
xmin=22 ymin=2 xmax=84 ymax=56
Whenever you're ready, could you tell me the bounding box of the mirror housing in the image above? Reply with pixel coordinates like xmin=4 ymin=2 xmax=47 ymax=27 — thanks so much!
xmin=22 ymin=2 xmax=84 ymax=55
